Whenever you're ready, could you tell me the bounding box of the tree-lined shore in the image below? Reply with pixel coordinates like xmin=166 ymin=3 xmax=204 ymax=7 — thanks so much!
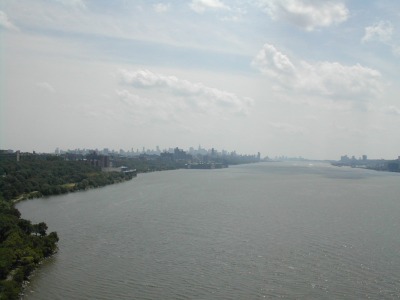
xmin=0 ymin=200 xmax=59 ymax=299
xmin=0 ymin=152 xmax=135 ymax=299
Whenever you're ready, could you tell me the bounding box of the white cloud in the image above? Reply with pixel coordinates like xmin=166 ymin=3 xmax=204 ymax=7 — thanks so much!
xmin=381 ymin=105 xmax=400 ymax=116
xmin=220 ymin=7 xmax=246 ymax=22
xmin=258 ymin=0 xmax=348 ymax=31
xmin=116 ymin=89 xmax=176 ymax=124
xmin=269 ymin=122 xmax=305 ymax=134
xmin=119 ymin=69 xmax=253 ymax=116
xmin=153 ymin=3 xmax=170 ymax=13
xmin=53 ymin=0 xmax=86 ymax=9
xmin=189 ymin=0 xmax=230 ymax=13
xmin=252 ymin=43 xmax=383 ymax=103
xmin=362 ymin=21 xmax=400 ymax=57
xmin=251 ymin=44 xmax=296 ymax=82
xmin=36 ymin=82 xmax=56 ymax=93
xmin=0 ymin=11 xmax=19 ymax=31
xmin=362 ymin=21 xmax=394 ymax=43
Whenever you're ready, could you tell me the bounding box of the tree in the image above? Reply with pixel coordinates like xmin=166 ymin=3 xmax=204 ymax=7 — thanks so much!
xmin=33 ymin=222 xmax=48 ymax=237
xmin=0 ymin=248 xmax=15 ymax=279
xmin=18 ymin=219 xmax=32 ymax=234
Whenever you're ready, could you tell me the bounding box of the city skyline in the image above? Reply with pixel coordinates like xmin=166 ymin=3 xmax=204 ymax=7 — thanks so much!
xmin=1 ymin=1 xmax=400 ymax=160
xmin=5 ymin=145 xmax=398 ymax=163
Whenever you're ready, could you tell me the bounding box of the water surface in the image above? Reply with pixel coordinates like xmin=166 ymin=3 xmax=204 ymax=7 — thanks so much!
xmin=17 ymin=162 xmax=400 ymax=299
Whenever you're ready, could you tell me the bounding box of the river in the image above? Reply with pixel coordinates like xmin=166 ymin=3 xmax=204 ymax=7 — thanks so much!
xmin=17 ymin=162 xmax=400 ymax=299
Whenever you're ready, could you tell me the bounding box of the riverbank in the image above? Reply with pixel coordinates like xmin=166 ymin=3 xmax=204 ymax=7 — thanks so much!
xmin=0 ymin=176 xmax=135 ymax=299
xmin=10 ymin=174 xmax=133 ymax=206
xmin=0 ymin=198 xmax=59 ymax=299
xmin=0 ymin=154 xmax=136 ymax=299
xmin=331 ymin=158 xmax=400 ymax=173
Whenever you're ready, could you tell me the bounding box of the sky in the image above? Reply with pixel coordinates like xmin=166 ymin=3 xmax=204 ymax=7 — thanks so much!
xmin=0 ymin=0 xmax=399 ymax=160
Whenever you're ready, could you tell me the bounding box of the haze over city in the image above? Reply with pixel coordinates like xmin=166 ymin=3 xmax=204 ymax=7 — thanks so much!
xmin=1 ymin=0 xmax=399 ymax=160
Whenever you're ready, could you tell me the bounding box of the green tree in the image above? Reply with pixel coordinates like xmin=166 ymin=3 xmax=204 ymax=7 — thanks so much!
xmin=33 ymin=222 xmax=48 ymax=237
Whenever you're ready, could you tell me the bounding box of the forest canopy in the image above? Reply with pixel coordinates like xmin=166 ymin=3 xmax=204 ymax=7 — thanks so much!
xmin=0 ymin=152 xmax=132 ymax=202
xmin=0 ymin=199 xmax=59 ymax=299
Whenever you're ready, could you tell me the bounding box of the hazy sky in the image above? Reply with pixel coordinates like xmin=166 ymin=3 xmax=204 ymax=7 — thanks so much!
xmin=1 ymin=0 xmax=399 ymax=159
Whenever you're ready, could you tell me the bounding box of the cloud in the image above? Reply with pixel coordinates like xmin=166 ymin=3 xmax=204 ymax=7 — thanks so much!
xmin=362 ymin=21 xmax=394 ymax=43
xmin=251 ymin=44 xmax=296 ymax=82
xmin=116 ymin=89 xmax=178 ymax=124
xmin=381 ymin=105 xmax=400 ymax=116
xmin=53 ymin=0 xmax=86 ymax=9
xmin=252 ymin=43 xmax=383 ymax=103
xmin=269 ymin=122 xmax=305 ymax=134
xmin=362 ymin=21 xmax=400 ymax=57
xmin=258 ymin=0 xmax=348 ymax=31
xmin=36 ymin=82 xmax=56 ymax=93
xmin=0 ymin=11 xmax=19 ymax=31
xmin=189 ymin=0 xmax=230 ymax=13
xmin=118 ymin=69 xmax=253 ymax=116
xmin=153 ymin=3 xmax=170 ymax=13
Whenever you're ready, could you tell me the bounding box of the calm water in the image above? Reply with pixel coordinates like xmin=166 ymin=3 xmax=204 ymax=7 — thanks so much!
xmin=17 ymin=162 xmax=400 ymax=299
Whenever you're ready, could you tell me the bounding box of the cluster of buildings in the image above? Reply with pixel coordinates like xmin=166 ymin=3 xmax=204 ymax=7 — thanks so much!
xmin=54 ymin=145 xmax=253 ymax=158
xmin=55 ymin=146 xmax=261 ymax=163
xmin=2 ymin=146 xmax=262 ymax=167
xmin=333 ymin=154 xmax=400 ymax=172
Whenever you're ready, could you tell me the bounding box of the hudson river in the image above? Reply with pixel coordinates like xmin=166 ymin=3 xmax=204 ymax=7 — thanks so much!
xmin=17 ymin=162 xmax=400 ymax=299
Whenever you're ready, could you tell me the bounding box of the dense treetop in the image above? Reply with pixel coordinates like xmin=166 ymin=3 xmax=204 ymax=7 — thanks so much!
xmin=0 ymin=153 xmax=132 ymax=201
